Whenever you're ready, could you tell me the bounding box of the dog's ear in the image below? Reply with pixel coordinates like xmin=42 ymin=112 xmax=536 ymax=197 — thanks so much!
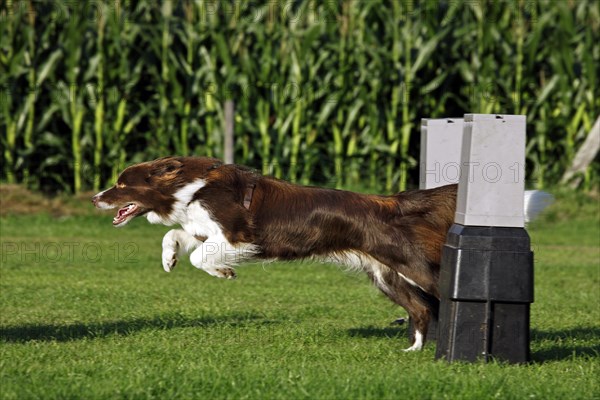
xmin=148 ymin=158 xmax=183 ymax=181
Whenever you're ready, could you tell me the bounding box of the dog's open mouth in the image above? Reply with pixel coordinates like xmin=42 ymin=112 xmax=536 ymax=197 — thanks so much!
xmin=113 ymin=203 xmax=141 ymax=226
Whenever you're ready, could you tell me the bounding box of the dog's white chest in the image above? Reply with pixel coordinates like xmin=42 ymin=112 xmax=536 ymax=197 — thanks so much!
xmin=181 ymin=201 xmax=223 ymax=238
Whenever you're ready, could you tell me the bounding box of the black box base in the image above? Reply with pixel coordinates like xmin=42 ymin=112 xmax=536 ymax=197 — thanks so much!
xmin=435 ymin=224 xmax=533 ymax=364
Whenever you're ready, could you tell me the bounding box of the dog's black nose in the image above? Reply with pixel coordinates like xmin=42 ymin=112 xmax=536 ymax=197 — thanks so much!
xmin=91 ymin=195 xmax=99 ymax=205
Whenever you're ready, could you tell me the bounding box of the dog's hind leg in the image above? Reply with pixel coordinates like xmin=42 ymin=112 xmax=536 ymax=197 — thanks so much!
xmin=368 ymin=265 xmax=436 ymax=351
xmin=400 ymin=287 xmax=439 ymax=352
xmin=162 ymin=229 xmax=204 ymax=272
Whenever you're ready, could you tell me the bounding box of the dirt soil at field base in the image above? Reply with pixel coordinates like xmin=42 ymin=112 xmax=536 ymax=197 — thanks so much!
xmin=0 ymin=184 xmax=96 ymax=217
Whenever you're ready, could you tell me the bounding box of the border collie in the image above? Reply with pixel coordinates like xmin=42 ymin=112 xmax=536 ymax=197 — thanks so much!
xmin=92 ymin=156 xmax=551 ymax=351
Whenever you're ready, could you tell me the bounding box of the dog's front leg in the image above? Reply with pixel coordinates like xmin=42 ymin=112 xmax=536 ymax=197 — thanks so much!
xmin=162 ymin=229 xmax=203 ymax=272
xmin=188 ymin=234 xmax=243 ymax=280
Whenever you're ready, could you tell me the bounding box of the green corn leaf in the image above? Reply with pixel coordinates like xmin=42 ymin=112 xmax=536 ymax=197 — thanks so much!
xmin=535 ymin=75 xmax=560 ymax=107
xmin=316 ymin=101 xmax=337 ymax=127
xmin=411 ymin=28 xmax=449 ymax=76
xmin=36 ymin=49 xmax=63 ymax=86
xmin=342 ymin=99 xmax=364 ymax=138
xmin=420 ymin=71 xmax=448 ymax=95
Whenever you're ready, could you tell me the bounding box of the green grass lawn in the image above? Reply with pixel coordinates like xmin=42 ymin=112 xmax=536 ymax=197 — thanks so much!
xmin=1 ymin=192 xmax=599 ymax=399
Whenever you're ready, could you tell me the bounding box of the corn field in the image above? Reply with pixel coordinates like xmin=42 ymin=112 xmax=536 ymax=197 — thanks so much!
xmin=1 ymin=0 xmax=598 ymax=194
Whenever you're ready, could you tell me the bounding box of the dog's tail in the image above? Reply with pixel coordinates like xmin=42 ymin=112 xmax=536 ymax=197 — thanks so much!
xmin=524 ymin=190 xmax=554 ymax=223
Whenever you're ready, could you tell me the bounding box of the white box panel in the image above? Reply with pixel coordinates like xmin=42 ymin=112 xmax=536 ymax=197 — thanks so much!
xmin=420 ymin=118 xmax=464 ymax=189
xmin=454 ymin=114 xmax=526 ymax=227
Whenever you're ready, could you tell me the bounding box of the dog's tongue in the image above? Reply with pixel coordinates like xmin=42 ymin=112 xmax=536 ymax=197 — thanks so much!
xmin=113 ymin=204 xmax=137 ymax=225
xmin=117 ymin=206 xmax=130 ymax=217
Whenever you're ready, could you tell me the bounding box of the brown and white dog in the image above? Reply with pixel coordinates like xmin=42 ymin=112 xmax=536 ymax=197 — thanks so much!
xmin=92 ymin=156 xmax=550 ymax=351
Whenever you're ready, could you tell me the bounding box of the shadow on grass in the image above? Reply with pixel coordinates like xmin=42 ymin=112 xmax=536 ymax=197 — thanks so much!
xmin=347 ymin=325 xmax=407 ymax=339
xmin=532 ymin=326 xmax=600 ymax=362
xmin=347 ymin=325 xmax=599 ymax=362
xmin=0 ymin=313 xmax=273 ymax=343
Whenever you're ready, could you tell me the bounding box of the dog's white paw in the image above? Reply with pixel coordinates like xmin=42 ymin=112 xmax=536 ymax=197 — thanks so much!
xmin=402 ymin=342 xmax=423 ymax=352
xmin=205 ymin=267 xmax=237 ymax=280
xmin=162 ymin=248 xmax=178 ymax=272
xmin=162 ymin=234 xmax=180 ymax=272
xmin=403 ymin=330 xmax=424 ymax=352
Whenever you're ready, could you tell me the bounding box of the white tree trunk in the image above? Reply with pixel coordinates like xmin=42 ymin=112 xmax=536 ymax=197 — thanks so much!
xmin=561 ymin=116 xmax=600 ymax=188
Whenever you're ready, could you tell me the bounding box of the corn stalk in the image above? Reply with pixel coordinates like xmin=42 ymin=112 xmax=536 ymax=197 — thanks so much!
xmin=93 ymin=2 xmax=106 ymax=191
